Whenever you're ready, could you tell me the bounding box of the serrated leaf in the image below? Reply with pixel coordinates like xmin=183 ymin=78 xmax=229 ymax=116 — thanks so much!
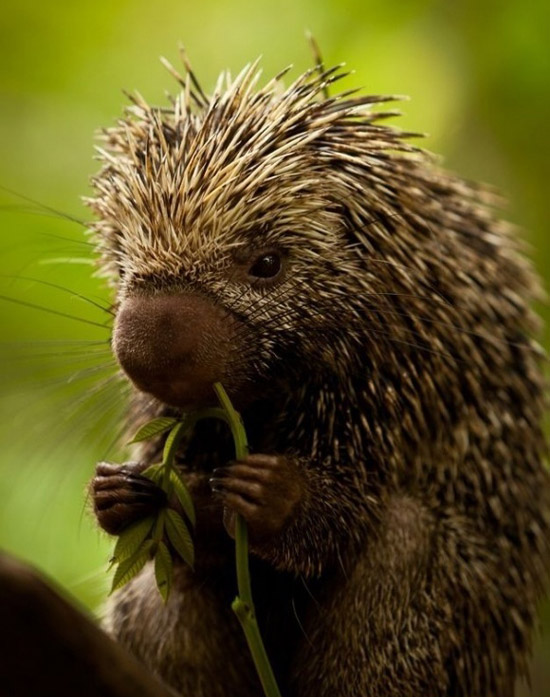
xmin=142 ymin=463 xmax=164 ymax=484
xmin=169 ymin=470 xmax=196 ymax=526
xmin=152 ymin=508 xmax=166 ymax=542
xmin=165 ymin=509 xmax=194 ymax=569
xmin=162 ymin=420 xmax=189 ymax=463
xmin=130 ymin=417 xmax=178 ymax=443
xmin=110 ymin=540 xmax=153 ymax=594
xmin=112 ymin=516 xmax=155 ymax=563
xmin=154 ymin=541 xmax=173 ymax=602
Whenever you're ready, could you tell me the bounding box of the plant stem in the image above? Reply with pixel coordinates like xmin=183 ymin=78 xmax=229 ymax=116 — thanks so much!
xmin=213 ymin=382 xmax=282 ymax=697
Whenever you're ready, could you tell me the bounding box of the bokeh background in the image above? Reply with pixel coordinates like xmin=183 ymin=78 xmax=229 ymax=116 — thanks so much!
xmin=0 ymin=0 xmax=548 ymax=693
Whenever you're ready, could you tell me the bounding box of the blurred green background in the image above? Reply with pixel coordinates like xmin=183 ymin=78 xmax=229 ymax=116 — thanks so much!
xmin=0 ymin=0 xmax=548 ymax=693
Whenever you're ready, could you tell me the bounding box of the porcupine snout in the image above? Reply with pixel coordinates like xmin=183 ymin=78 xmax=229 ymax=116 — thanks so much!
xmin=113 ymin=293 xmax=234 ymax=408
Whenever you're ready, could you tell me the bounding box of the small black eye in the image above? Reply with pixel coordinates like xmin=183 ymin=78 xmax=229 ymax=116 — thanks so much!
xmin=248 ymin=252 xmax=282 ymax=279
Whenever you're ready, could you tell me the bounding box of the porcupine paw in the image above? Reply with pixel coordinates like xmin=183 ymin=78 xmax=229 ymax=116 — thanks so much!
xmin=92 ymin=462 xmax=167 ymax=535
xmin=209 ymin=454 xmax=303 ymax=543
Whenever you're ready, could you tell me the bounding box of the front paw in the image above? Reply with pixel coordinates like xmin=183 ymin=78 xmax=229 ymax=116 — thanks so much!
xmin=91 ymin=462 xmax=167 ymax=535
xmin=209 ymin=454 xmax=303 ymax=543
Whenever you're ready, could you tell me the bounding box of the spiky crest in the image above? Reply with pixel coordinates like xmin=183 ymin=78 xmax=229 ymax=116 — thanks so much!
xmin=86 ymin=57 xmax=416 ymax=284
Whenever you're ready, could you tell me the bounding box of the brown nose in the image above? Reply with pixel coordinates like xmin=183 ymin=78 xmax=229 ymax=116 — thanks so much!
xmin=113 ymin=293 xmax=230 ymax=408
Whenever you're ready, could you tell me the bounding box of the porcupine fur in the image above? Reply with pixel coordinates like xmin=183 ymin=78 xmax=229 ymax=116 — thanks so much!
xmin=87 ymin=55 xmax=550 ymax=697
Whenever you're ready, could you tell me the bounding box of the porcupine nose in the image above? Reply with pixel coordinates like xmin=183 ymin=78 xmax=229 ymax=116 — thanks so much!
xmin=113 ymin=293 xmax=229 ymax=408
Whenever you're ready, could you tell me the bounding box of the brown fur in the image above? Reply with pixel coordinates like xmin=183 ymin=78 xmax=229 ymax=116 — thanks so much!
xmin=87 ymin=57 xmax=550 ymax=696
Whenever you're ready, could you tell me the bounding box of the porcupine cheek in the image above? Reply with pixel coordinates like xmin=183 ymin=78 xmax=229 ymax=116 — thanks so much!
xmin=113 ymin=293 xmax=233 ymax=409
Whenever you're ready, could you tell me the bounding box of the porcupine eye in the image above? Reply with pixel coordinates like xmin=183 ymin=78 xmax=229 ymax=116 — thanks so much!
xmin=248 ymin=252 xmax=282 ymax=280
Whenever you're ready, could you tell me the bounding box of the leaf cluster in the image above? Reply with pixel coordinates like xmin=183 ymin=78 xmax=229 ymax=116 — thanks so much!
xmin=109 ymin=416 xmax=195 ymax=601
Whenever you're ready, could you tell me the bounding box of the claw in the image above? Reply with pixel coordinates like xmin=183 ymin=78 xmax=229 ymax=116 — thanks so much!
xmin=91 ymin=461 xmax=166 ymax=535
xmin=209 ymin=454 xmax=303 ymax=543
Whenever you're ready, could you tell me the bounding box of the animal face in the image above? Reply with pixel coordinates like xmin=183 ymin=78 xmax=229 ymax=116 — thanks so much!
xmin=88 ymin=60 xmax=537 ymax=420
xmin=88 ymin=64 xmax=387 ymax=407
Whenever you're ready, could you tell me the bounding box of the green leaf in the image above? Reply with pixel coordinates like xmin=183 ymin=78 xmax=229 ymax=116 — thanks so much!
xmin=162 ymin=420 xmax=190 ymax=464
xmin=130 ymin=417 xmax=178 ymax=443
xmin=154 ymin=541 xmax=173 ymax=602
xmin=142 ymin=463 xmax=164 ymax=484
xmin=112 ymin=516 xmax=155 ymax=563
xmin=169 ymin=469 xmax=196 ymax=526
xmin=152 ymin=508 xmax=166 ymax=542
xmin=165 ymin=509 xmax=194 ymax=569
xmin=110 ymin=540 xmax=153 ymax=594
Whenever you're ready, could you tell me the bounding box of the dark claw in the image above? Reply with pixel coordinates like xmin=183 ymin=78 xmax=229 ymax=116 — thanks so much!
xmin=91 ymin=461 xmax=166 ymax=535
xmin=94 ymin=489 xmax=163 ymax=511
xmin=211 ymin=454 xmax=304 ymax=543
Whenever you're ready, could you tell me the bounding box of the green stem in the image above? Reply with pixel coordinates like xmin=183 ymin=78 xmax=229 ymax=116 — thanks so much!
xmin=213 ymin=382 xmax=282 ymax=697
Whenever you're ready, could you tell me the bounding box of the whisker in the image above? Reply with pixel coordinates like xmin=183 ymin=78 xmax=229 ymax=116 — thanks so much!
xmin=2 ymin=369 xmax=126 ymax=466
xmin=363 ymin=256 xmax=453 ymax=308
xmin=80 ymin=385 xmax=130 ymax=443
xmin=291 ymin=594 xmax=315 ymax=648
xmin=79 ymin=490 xmax=94 ymax=541
xmin=66 ymin=362 xmax=120 ymax=384
xmin=0 ymin=294 xmax=111 ymax=330
xmin=0 ymin=203 xmax=46 ymax=214
xmin=34 ymin=231 xmax=93 ymax=247
xmin=0 ymin=185 xmax=88 ymax=227
xmin=272 ymin=298 xmax=461 ymax=362
xmin=362 ymin=304 xmax=539 ymax=352
xmin=0 ymin=340 xmax=111 ymax=364
xmin=359 ymin=290 xmax=453 ymax=310
xmin=230 ymin=294 xmax=462 ymax=376
xmin=228 ymin=277 xmax=303 ymax=338
xmin=4 ymin=360 xmax=118 ymax=394
xmin=3 ymin=348 xmax=113 ymax=362
xmin=225 ymin=264 xmax=540 ymax=373
xmin=54 ymin=372 xmax=127 ymax=430
xmin=100 ymin=392 xmax=138 ymax=460
xmin=74 ymin=372 xmax=127 ymax=411
xmin=364 ymin=327 xmax=462 ymax=364
xmin=38 ymin=378 xmax=128 ymax=463
xmin=0 ymin=274 xmax=114 ymax=316
xmin=0 ymin=339 xmax=109 ymax=347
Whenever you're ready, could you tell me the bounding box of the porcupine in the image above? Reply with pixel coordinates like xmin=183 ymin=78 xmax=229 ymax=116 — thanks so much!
xmin=88 ymin=55 xmax=550 ymax=697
